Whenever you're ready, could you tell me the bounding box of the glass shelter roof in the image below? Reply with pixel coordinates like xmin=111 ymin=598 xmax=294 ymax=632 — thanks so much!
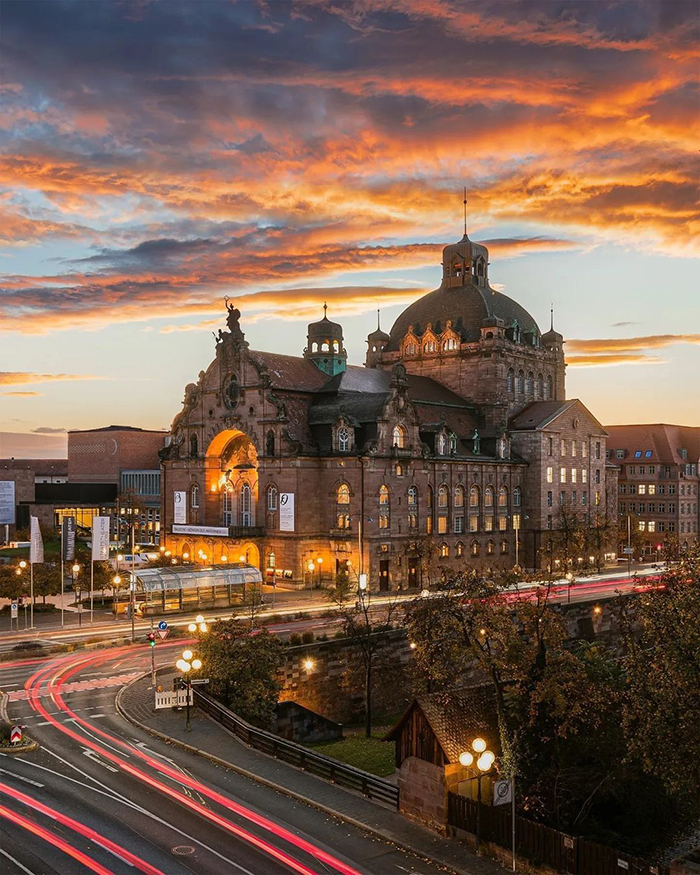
xmin=133 ymin=564 xmax=262 ymax=593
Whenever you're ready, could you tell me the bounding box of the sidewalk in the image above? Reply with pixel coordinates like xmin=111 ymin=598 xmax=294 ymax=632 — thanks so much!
xmin=118 ymin=671 xmax=511 ymax=875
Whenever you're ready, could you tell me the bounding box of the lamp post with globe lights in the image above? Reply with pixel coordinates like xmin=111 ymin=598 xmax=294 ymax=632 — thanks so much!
xmin=188 ymin=614 xmax=208 ymax=634
xmin=459 ymin=736 xmax=496 ymax=850
xmin=175 ymin=648 xmax=202 ymax=731
xmin=565 ymin=570 xmax=575 ymax=604
xmin=71 ymin=563 xmax=82 ymax=628
xmin=112 ymin=573 xmax=121 ymax=616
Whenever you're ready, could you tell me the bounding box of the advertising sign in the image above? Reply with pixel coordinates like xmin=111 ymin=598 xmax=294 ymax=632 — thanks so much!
xmin=173 ymin=491 xmax=187 ymax=524
xmin=91 ymin=516 xmax=110 ymax=561
xmin=62 ymin=515 xmax=76 ymax=562
xmin=30 ymin=516 xmax=44 ymax=564
xmin=0 ymin=481 xmax=16 ymax=525
xmin=279 ymin=493 xmax=295 ymax=532
xmin=172 ymin=524 xmax=229 ymax=537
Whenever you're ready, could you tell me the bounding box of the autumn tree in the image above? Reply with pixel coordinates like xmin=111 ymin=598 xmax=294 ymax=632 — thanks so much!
xmin=196 ymin=618 xmax=284 ymax=729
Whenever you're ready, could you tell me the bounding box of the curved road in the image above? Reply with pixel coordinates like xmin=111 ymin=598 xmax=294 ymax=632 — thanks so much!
xmin=0 ymin=644 xmax=449 ymax=875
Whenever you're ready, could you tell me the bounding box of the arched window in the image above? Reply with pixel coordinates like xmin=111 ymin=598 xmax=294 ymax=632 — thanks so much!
xmin=526 ymin=372 xmax=534 ymax=395
xmin=189 ymin=433 xmax=198 ymax=458
xmin=452 ymin=258 xmax=462 ymax=277
xmin=266 ymin=430 xmax=275 ymax=456
xmin=405 ymin=342 xmax=418 ymax=356
xmin=439 ymin=543 xmax=449 ymax=558
xmin=517 ymin=370 xmax=524 ymax=394
xmin=338 ymin=427 xmax=350 ymax=452
xmin=484 ymin=485 xmax=494 ymax=508
xmin=190 ymin=485 xmax=200 ymax=508
xmin=336 ymin=483 xmax=350 ymax=529
xmin=438 ymin=484 xmax=449 ymax=508
xmin=407 ymin=486 xmax=418 ymax=507
xmin=392 ymin=425 xmax=406 ymax=448
xmin=507 ymin=368 xmax=514 ymax=393
xmin=536 ymin=373 xmax=543 ymax=398
xmin=332 ymin=340 xmax=339 ymax=353
xmin=424 ymin=340 xmax=436 ymax=353
xmin=449 ymin=433 xmax=457 ymax=454
xmin=500 ymin=539 xmax=509 ymax=554
xmin=437 ymin=433 xmax=447 ymax=455
xmin=312 ymin=342 xmax=318 ymax=352
xmin=469 ymin=485 xmax=480 ymax=507
xmin=513 ymin=486 xmax=522 ymax=507
xmin=337 ymin=483 xmax=350 ymax=505
xmin=545 ymin=375 xmax=553 ymax=400
xmin=456 ymin=541 xmax=465 ymax=557
xmin=471 ymin=540 xmax=480 ymax=557
xmin=240 ymin=483 xmax=252 ymax=527
xmin=379 ymin=484 xmax=390 ymax=506
xmin=321 ymin=341 xmax=329 ymax=351
xmin=487 ymin=539 xmax=495 ymax=555
xmin=267 ymin=551 xmax=276 ymax=569
xmin=267 ymin=486 xmax=278 ymax=511
xmin=499 ymin=485 xmax=508 ymax=508
xmin=454 ymin=485 xmax=464 ymax=507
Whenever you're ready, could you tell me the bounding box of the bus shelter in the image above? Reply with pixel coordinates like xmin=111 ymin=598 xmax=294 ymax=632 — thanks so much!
xmin=116 ymin=564 xmax=262 ymax=615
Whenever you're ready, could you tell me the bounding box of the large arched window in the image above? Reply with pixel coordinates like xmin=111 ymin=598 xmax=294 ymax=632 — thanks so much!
xmin=336 ymin=483 xmax=350 ymax=529
xmin=469 ymin=485 xmax=480 ymax=507
xmin=484 ymin=485 xmax=495 ymax=508
xmin=267 ymin=485 xmax=278 ymax=511
xmin=240 ymin=483 xmax=252 ymax=526
xmin=338 ymin=427 xmax=350 ymax=452
xmin=392 ymin=425 xmax=406 ymax=448
xmin=526 ymin=372 xmax=534 ymax=395
xmin=536 ymin=373 xmax=543 ymax=398
xmin=190 ymin=484 xmax=200 ymax=508
xmin=407 ymin=486 xmax=418 ymax=507
xmin=454 ymin=484 xmax=464 ymax=507
xmin=513 ymin=486 xmax=522 ymax=507
xmin=507 ymin=368 xmax=514 ymax=393
xmin=438 ymin=484 xmax=449 ymax=508
xmin=517 ymin=370 xmax=524 ymax=394
xmin=499 ymin=485 xmax=508 ymax=508
xmin=337 ymin=483 xmax=350 ymax=505
xmin=545 ymin=375 xmax=553 ymax=400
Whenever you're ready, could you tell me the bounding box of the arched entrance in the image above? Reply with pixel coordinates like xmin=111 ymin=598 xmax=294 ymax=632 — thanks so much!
xmin=205 ymin=429 xmax=259 ymax=529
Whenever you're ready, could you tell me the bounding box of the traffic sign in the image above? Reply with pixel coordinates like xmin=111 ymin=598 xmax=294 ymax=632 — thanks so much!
xmin=493 ymin=779 xmax=512 ymax=806
xmin=10 ymin=726 xmax=22 ymax=745
xmin=190 ymin=678 xmax=209 ymax=685
xmin=158 ymin=620 xmax=168 ymax=630
xmin=10 ymin=602 xmax=18 ymax=619
xmin=622 ymin=547 xmax=634 ymax=554
xmin=157 ymin=627 xmax=170 ymax=640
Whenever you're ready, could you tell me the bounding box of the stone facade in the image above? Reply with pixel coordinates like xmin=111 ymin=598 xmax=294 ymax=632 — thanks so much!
xmin=68 ymin=426 xmax=167 ymax=483
xmin=160 ymin=234 xmax=616 ymax=585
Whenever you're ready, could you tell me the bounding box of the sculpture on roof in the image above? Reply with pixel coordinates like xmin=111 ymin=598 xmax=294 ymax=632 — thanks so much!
xmin=224 ymin=296 xmax=246 ymax=343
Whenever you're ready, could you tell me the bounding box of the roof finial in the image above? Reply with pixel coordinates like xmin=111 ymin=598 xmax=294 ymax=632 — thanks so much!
xmin=550 ymin=303 xmax=554 ymax=331
xmin=463 ymin=186 xmax=467 ymax=237
xmin=377 ymin=309 xmax=381 ymax=331
xmin=323 ymin=301 xmax=327 ymax=319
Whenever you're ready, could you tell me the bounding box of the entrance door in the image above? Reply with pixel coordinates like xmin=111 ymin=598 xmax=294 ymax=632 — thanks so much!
xmin=379 ymin=560 xmax=390 ymax=592
xmin=408 ymin=562 xmax=418 ymax=588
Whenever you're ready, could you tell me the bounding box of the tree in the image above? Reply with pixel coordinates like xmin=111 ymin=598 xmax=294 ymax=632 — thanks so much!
xmin=583 ymin=509 xmax=617 ymax=572
xmin=324 ymin=566 xmax=355 ymax=612
xmin=196 ymin=618 xmax=284 ymax=729
xmin=619 ymin=544 xmax=700 ymax=805
xmin=402 ymin=534 xmax=438 ymax=588
xmin=617 ymin=511 xmax=646 ymax=561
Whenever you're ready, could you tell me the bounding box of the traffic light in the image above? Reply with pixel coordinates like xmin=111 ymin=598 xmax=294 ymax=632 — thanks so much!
xmin=147 ymin=632 xmax=156 ymax=647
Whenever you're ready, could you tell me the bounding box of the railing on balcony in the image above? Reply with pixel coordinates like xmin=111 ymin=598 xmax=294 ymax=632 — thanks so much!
xmin=391 ymin=446 xmax=412 ymax=458
xmin=228 ymin=526 xmax=265 ymax=538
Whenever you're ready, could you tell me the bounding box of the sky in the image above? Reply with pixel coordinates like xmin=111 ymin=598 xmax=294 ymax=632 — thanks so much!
xmin=0 ymin=0 xmax=698 ymax=457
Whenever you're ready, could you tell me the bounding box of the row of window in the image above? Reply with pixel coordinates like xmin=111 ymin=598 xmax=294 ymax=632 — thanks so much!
xmin=438 ymin=539 xmax=510 ymax=559
xmin=635 ymin=520 xmax=698 ymax=534
xmin=546 ymin=467 xmax=601 ymax=484
xmin=546 ymin=490 xmax=601 ymax=507
xmin=622 ymin=502 xmax=676 ymax=514
xmin=507 ymin=369 xmax=552 ymax=399
xmin=337 ymin=482 xmax=522 ymax=508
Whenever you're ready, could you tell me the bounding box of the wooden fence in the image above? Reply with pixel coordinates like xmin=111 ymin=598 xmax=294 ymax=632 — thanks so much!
xmin=447 ymin=793 xmax=668 ymax=875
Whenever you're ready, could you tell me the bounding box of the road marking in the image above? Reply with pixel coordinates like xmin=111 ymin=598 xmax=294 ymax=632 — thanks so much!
xmin=0 ymin=847 xmax=37 ymax=875
xmin=0 ymin=768 xmax=44 ymax=788
xmin=82 ymin=749 xmax=119 ymax=773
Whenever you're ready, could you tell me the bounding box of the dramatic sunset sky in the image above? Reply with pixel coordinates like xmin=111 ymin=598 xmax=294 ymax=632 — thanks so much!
xmin=1 ymin=0 xmax=698 ymax=457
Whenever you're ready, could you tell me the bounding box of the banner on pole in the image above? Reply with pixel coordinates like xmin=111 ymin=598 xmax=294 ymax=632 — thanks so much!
xmin=279 ymin=493 xmax=295 ymax=532
xmin=30 ymin=516 xmax=44 ymax=564
xmin=62 ymin=516 xmax=76 ymax=562
xmin=0 ymin=481 xmax=16 ymax=525
xmin=91 ymin=516 xmax=110 ymax=561
xmin=173 ymin=491 xmax=187 ymax=524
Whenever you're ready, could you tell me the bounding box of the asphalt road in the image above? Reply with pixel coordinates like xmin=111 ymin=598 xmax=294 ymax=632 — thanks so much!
xmin=0 ymin=644 xmax=451 ymax=875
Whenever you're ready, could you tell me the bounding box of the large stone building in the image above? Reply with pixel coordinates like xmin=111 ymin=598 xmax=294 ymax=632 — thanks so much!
xmin=606 ymin=423 xmax=699 ymax=557
xmin=160 ymin=232 xmax=617 ymax=589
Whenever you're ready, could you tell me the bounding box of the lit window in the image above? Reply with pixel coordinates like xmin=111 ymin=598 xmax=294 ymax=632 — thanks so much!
xmin=500 ymin=539 xmax=508 ymax=554
xmin=571 ymin=441 xmax=577 ymax=457
xmin=379 ymin=514 xmax=389 ymax=529
xmin=469 ymin=515 xmax=479 ymax=532
xmin=191 ymin=485 xmax=200 ymax=508
xmin=438 ymin=484 xmax=449 ymax=508
xmin=267 ymin=486 xmax=278 ymax=511
xmin=484 ymin=486 xmax=494 ymax=508
xmin=337 ymin=484 xmax=350 ymax=505
xmin=454 ymin=485 xmax=464 ymax=507
xmin=487 ymin=540 xmax=495 ymax=555
xmin=392 ymin=425 xmax=406 ymax=448
xmin=456 ymin=541 xmax=465 ymax=557
xmin=471 ymin=540 xmax=479 ymax=557
xmin=470 ymin=485 xmax=480 ymax=507
xmin=499 ymin=485 xmax=508 ymax=507
xmin=582 ymin=469 xmax=587 ymax=483
xmin=547 ymin=467 xmax=553 ymax=483
xmin=438 ymin=517 xmax=448 ymax=534
xmin=648 ymin=521 xmax=656 ymax=532
xmin=408 ymin=486 xmax=418 ymax=506
xmin=436 ymin=433 xmax=447 ymax=455
xmin=484 ymin=516 xmax=494 ymax=532
xmin=560 ymin=468 xmax=567 ymax=483
xmin=648 ymin=484 xmax=656 ymax=495
xmin=498 ymin=517 xmax=507 ymax=531
xmin=571 ymin=469 xmax=577 ymax=484
xmin=638 ymin=484 xmax=646 ymax=495
xmin=439 ymin=542 xmax=449 ymax=558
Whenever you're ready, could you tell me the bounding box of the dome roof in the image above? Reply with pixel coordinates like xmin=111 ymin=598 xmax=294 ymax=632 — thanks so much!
xmin=387 ymin=281 xmax=540 ymax=349
xmin=307 ymin=305 xmax=343 ymax=338
xmin=368 ymin=327 xmax=390 ymax=342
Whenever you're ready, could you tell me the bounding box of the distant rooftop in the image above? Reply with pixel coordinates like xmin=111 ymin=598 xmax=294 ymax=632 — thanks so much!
xmin=69 ymin=425 xmax=168 ymax=434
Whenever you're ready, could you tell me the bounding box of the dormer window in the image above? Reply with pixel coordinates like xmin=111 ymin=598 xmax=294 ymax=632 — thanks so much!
xmin=424 ymin=340 xmax=436 ymax=353
xmin=392 ymin=425 xmax=406 ymax=448
xmin=405 ymin=341 xmax=418 ymax=356
xmin=449 ymin=433 xmax=457 ymax=454
xmin=338 ymin=426 xmax=350 ymax=452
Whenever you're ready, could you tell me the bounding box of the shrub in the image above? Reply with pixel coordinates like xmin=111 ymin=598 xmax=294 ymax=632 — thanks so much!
xmin=301 ymin=630 xmax=314 ymax=644
xmin=289 ymin=632 xmax=302 ymax=646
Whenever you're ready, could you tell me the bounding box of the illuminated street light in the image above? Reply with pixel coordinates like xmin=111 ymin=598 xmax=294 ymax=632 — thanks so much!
xmin=19 ymin=560 xmax=27 ymax=569
xmin=459 ymin=751 xmax=474 ymax=767
xmin=472 ymin=737 xmax=486 ymax=753
xmin=459 ymin=737 xmax=497 ymax=849
xmin=176 ymin=647 xmax=201 ymax=731
xmin=303 ymin=658 xmax=314 ymax=672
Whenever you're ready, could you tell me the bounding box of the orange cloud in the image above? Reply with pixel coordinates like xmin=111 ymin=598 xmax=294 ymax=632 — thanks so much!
xmin=566 ymin=354 xmax=667 ymax=367
xmin=0 ymin=372 xmax=103 ymax=386
xmin=568 ymin=334 xmax=700 ymax=353
xmin=2 ymin=391 xmax=44 ymax=397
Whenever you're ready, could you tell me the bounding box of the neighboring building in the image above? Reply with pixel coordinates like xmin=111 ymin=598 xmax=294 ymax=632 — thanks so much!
xmin=606 ymin=424 xmax=700 ymax=556
xmin=160 ymin=230 xmax=617 ymax=586
xmin=0 ymin=427 xmax=166 ymax=543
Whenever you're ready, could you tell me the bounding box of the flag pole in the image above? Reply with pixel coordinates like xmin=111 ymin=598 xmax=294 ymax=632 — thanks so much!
xmin=30 ymin=561 xmax=34 ymax=629
xmin=90 ymin=558 xmax=94 ymax=624
xmin=60 ymin=521 xmax=65 ymax=628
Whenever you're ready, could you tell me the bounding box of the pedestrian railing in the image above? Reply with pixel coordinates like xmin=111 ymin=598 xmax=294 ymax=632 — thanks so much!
xmin=193 ymin=689 xmax=399 ymax=808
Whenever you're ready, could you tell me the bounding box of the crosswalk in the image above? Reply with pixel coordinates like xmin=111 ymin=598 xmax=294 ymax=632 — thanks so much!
xmin=5 ymin=672 xmax=142 ymax=702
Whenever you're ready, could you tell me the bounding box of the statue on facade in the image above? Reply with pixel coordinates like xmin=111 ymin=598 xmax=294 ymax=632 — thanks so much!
xmin=472 ymin=429 xmax=481 ymax=455
xmin=224 ymin=296 xmax=246 ymax=342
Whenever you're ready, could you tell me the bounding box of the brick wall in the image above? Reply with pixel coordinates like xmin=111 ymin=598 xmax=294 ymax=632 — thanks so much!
xmin=68 ymin=428 xmax=166 ymax=482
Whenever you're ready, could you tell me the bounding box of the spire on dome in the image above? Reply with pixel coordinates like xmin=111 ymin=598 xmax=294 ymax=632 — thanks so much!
xmin=463 ymin=185 xmax=468 ymax=239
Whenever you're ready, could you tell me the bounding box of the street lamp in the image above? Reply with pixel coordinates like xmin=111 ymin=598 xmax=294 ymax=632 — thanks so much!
xmin=72 ymin=563 xmax=82 ymax=627
xmin=316 ymin=556 xmax=323 ymax=589
xmin=112 ymin=573 xmax=121 ymax=616
xmin=565 ymin=571 xmax=574 ymax=604
xmin=175 ymin=648 xmax=202 ymax=731
xmin=459 ymin=737 xmax=496 ymax=850
xmin=188 ymin=614 xmax=208 ymax=634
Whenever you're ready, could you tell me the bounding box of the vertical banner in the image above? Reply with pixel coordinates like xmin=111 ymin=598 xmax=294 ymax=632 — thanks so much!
xmin=91 ymin=516 xmax=110 ymax=561
xmin=173 ymin=490 xmax=187 ymax=524
xmin=30 ymin=516 xmax=44 ymax=564
xmin=62 ymin=516 xmax=76 ymax=562
xmin=0 ymin=481 xmax=16 ymax=525
xmin=279 ymin=493 xmax=295 ymax=532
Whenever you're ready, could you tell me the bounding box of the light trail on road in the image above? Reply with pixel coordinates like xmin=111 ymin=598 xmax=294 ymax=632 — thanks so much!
xmin=24 ymin=648 xmax=363 ymax=875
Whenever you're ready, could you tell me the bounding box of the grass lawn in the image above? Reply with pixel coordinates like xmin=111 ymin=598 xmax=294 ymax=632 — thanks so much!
xmin=308 ymin=733 xmax=396 ymax=777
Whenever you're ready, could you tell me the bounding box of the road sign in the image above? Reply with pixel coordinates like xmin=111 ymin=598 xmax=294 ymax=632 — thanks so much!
xmin=157 ymin=620 xmax=168 ymax=630
xmin=157 ymin=627 xmax=170 ymax=640
xmin=493 ymin=779 xmax=512 ymax=806
xmin=622 ymin=547 xmax=634 ymax=554
xmin=10 ymin=726 xmax=22 ymax=745
xmin=190 ymin=678 xmax=209 ymax=685
xmin=10 ymin=602 xmax=18 ymax=619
